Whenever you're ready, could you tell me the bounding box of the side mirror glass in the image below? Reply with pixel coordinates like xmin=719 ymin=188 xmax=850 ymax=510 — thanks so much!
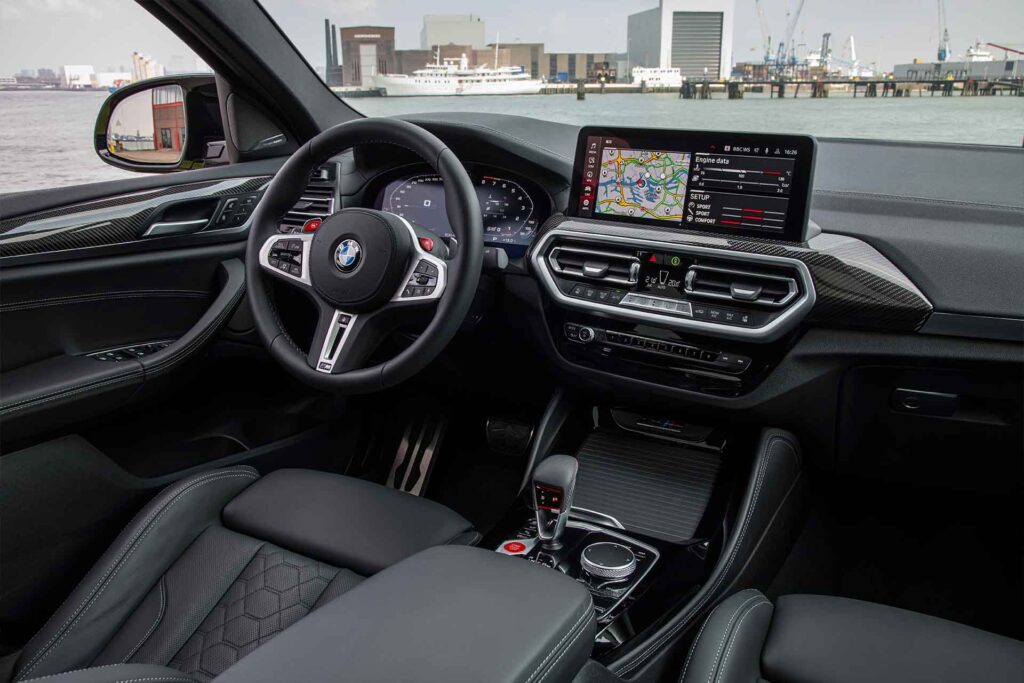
xmin=105 ymin=85 xmax=186 ymax=166
xmin=95 ymin=74 xmax=226 ymax=173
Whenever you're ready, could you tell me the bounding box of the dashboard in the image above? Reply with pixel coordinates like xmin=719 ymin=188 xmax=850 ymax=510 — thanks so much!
xmin=372 ymin=167 xmax=550 ymax=258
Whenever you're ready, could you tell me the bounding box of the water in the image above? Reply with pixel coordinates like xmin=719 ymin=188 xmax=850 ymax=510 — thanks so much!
xmin=2 ymin=90 xmax=1021 ymax=194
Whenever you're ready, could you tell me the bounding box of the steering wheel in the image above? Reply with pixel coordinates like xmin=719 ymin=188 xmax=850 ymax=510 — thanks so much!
xmin=246 ymin=118 xmax=483 ymax=394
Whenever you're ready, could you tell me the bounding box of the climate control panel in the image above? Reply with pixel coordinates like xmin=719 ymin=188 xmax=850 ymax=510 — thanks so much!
xmin=532 ymin=228 xmax=815 ymax=343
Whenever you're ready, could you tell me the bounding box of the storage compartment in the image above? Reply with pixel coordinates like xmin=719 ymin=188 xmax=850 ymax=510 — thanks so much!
xmin=837 ymin=365 xmax=1023 ymax=492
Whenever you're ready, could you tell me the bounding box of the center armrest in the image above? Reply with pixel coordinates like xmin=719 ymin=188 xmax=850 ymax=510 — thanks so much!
xmin=214 ymin=545 xmax=596 ymax=683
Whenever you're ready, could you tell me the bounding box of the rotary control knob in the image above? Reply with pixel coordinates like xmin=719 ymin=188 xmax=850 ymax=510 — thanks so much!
xmin=580 ymin=542 xmax=636 ymax=580
xmin=578 ymin=326 xmax=595 ymax=343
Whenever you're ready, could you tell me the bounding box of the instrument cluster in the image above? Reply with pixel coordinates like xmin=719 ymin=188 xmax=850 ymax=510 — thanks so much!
xmin=373 ymin=167 xmax=550 ymax=257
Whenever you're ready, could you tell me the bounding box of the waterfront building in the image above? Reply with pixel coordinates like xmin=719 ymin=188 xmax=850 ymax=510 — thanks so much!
xmin=339 ymin=26 xmax=396 ymax=86
xmin=894 ymin=58 xmax=1021 ymax=81
xmin=59 ymin=65 xmax=95 ymax=88
xmin=131 ymin=53 xmax=165 ymax=82
xmin=627 ymin=0 xmax=735 ymax=80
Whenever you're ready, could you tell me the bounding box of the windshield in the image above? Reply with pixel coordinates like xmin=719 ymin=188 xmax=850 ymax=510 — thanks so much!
xmin=262 ymin=0 xmax=1023 ymax=146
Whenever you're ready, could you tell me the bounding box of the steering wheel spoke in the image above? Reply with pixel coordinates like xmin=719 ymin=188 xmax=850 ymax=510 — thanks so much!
xmin=388 ymin=216 xmax=449 ymax=307
xmin=258 ymin=233 xmax=315 ymax=290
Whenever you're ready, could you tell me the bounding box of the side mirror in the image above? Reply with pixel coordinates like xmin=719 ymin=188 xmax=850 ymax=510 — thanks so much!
xmin=94 ymin=74 xmax=225 ymax=173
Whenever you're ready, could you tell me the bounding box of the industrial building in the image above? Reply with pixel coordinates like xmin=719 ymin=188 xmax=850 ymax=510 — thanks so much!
xmin=493 ymin=43 xmax=545 ymax=79
xmin=627 ymin=0 xmax=735 ymax=80
xmin=338 ymin=26 xmax=396 ymax=86
xmin=894 ymin=59 xmax=1021 ymax=81
xmin=421 ymin=15 xmax=485 ymax=50
xmin=543 ymin=52 xmax=628 ymax=82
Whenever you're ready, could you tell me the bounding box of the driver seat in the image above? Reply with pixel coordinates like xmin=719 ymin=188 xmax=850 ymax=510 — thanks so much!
xmin=10 ymin=466 xmax=478 ymax=682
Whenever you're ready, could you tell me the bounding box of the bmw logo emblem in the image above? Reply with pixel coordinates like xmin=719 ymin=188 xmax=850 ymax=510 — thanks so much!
xmin=334 ymin=239 xmax=362 ymax=272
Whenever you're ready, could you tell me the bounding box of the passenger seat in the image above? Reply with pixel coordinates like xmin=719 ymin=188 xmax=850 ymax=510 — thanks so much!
xmin=679 ymin=589 xmax=1024 ymax=683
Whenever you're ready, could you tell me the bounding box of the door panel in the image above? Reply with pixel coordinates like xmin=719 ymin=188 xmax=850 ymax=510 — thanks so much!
xmin=0 ymin=170 xmax=268 ymax=447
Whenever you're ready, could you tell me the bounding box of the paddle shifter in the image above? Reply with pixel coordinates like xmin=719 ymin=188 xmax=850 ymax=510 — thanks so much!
xmin=532 ymin=455 xmax=578 ymax=550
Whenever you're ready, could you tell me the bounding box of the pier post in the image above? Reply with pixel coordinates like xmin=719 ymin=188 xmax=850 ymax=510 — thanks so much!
xmin=777 ymin=79 xmax=786 ymax=98
xmin=576 ymin=80 xmax=585 ymax=100
xmin=728 ymin=82 xmax=743 ymax=99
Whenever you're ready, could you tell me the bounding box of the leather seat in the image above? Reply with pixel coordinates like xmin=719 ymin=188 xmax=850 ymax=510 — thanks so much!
xmin=11 ymin=466 xmax=476 ymax=682
xmin=679 ymin=589 xmax=1024 ymax=683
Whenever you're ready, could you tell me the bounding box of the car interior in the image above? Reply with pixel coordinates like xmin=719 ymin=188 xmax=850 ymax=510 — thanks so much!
xmin=1 ymin=2 xmax=1022 ymax=682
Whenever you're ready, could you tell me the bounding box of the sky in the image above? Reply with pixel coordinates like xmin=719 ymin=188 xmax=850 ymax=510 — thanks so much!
xmin=1 ymin=0 xmax=1022 ymax=76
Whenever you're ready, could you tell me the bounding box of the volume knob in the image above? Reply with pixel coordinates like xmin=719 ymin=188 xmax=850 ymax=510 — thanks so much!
xmin=581 ymin=542 xmax=636 ymax=580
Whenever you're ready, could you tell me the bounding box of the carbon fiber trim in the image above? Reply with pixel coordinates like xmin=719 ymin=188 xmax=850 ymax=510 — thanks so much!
xmin=0 ymin=177 xmax=271 ymax=258
xmin=537 ymin=216 xmax=932 ymax=332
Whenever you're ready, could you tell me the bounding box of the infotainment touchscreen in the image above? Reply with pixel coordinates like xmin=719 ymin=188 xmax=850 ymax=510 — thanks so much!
xmin=569 ymin=127 xmax=816 ymax=242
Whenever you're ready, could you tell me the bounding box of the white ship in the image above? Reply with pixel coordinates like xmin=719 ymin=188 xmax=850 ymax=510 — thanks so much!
xmin=965 ymin=40 xmax=995 ymax=63
xmin=631 ymin=67 xmax=683 ymax=88
xmin=368 ymin=49 xmax=543 ymax=97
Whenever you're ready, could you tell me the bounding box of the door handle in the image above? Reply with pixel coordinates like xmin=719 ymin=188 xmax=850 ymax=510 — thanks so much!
xmin=142 ymin=218 xmax=210 ymax=238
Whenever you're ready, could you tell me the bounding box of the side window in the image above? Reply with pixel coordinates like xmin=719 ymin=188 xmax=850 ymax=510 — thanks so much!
xmin=0 ymin=2 xmax=212 ymax=193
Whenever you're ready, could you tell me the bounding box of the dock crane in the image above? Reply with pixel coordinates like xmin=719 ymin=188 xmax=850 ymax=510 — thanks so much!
xmin=775 ymin=0 xmax=806 ymax=74
xmin=986 ymin=42 xmax=1024 ymax=59
xmin=937 ymin=0 xmax=950 ymax=61
xmin=754 ymin=0 xmax=772 ymax=64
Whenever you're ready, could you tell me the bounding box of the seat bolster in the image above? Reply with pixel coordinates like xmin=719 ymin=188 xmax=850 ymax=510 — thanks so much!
xmin=222 ymin=468 xmax=474 ymax=575
xmin=19 ymin=663 xmax=197 ymax=683
xmin=763 ymin=595 xmax=1024 ymax=683
xmin=678 ymin=589 xmax=773 ymax=683
xmin=14 ymin=467 xmax=259 ymax=681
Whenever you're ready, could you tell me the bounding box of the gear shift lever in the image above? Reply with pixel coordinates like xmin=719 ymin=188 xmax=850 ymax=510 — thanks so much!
xmin=532 ymin=455 xmax=578 ymax=550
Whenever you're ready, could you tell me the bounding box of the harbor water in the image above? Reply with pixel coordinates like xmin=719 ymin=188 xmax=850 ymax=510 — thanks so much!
xmin=1 ymin=90 xmax=1021 ymax=194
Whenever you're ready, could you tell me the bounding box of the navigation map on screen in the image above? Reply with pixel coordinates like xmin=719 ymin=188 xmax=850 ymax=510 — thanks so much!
xmin=595 ymin=148 xmax=691 ymax=222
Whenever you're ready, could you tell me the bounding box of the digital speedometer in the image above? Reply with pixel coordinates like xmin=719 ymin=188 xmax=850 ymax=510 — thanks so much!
xmin=380 ymin=173 xmax=539 ymax=252
xmin=383 ymin=174 xmax=452 ymax=241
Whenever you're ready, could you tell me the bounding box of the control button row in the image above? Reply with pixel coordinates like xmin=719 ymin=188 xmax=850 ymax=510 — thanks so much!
xmin=691 ymin=304 xmax=762 ymax=327
xmin=603 ymin=330 xmax=751 ymax=373
xmin=269 ymin=239 xmax=304 ymax=277
xmin=569 ymin=284 xmax=627 ymax=305
xmin=91 ymin=341 xmax=170 ymax=362
xmin=620 ymin=293 xmax=693 ymax=317
xmin=214 ymin=193 xmax=259 ymax=228
xmin=401 ymin=259 xmax=438 ymax=298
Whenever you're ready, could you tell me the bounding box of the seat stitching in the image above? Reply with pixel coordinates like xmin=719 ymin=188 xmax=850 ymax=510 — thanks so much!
xmin=21 ymin=668 xmax=195 ymax=683
xmin=19 ymin=470 xmax=254 ymax=674
xmin=0 ymin=290 xmax=208 ymax=312
xmin=122 ymin=576 xmax=166 ymax=663
xmin=618 ymin=435 xmax=793 ymax=675
xmin=17 ymin=471 xmax=257 ymax=680
xmin=19 ymin=472 xmax=256 ymax=678
xmin=536 ymin=613 xmax=596 ymax=683
xmin=525 ymin=601 xmax=594 ymax=683
xmin=0 ymin=372 xmax=143 ymax=415
xmin=705 ymin=598 xmax=769 ymax=683
xmin=677 ymin=590 xmax=761 ymax=683
xmin=714 ymin=601 xmax=771 ymax=683
xmin=18 ymin=470 xmax=248 ymax=673
xmin=18 ymin=664 xmax=125 ymax=681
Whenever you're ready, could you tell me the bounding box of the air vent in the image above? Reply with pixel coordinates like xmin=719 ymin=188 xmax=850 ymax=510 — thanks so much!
xmin=548 ymin=245 xmax=640 ymax=286
xmin=279 ymin=164 xmax=338 ymax=231
xmin=683 ymin=263 xmax=798 ymax=308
